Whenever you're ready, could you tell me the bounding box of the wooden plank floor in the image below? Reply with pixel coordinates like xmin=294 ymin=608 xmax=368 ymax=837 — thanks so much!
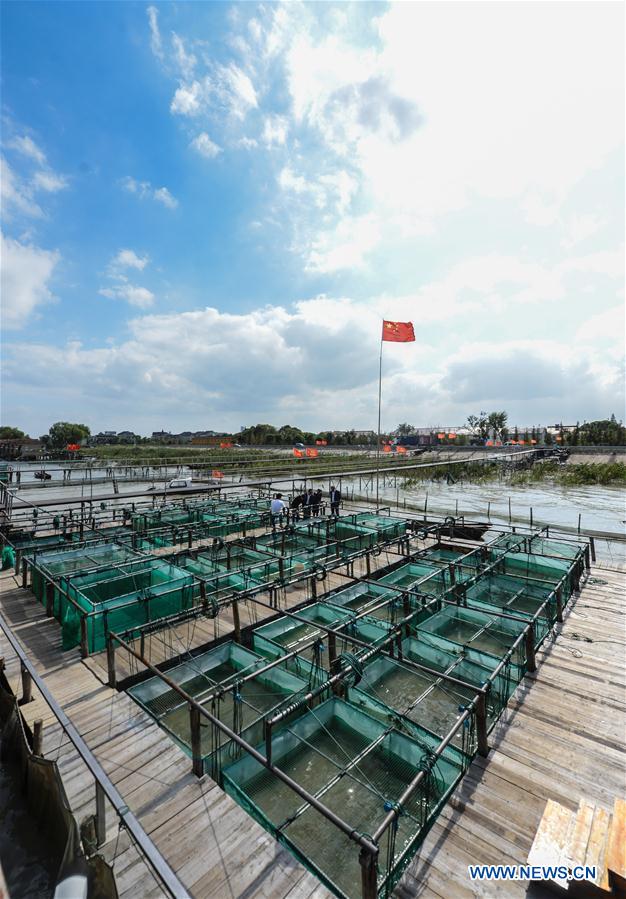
xmin=394 ymin=561 xmax=626 ymax=899
xmin=0 ymin=566 xmax=331 ymax=899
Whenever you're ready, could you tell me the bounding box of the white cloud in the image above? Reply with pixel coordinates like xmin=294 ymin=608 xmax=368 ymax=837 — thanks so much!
xmin=4 ymin=292 xmax=622 ymax=433
xmin=153 ymin=187 xmax=178 ymax=209
xmin=575 ymin=305 xmax=625 ymax=343
xmin=99 ymin=284 xmax=155 ymax=309
xmin=0 ymin=231 xmax=59 ymax=328
xmin=170 ymin=81 xmax=202 ymax=116
xmin=262 ymin=115 xmax=289 ymax=147
xmin=191 ymin=132 xmax=222 ymax=159
xmin=120 ymin=176 xmax=178 ymax=209
xmin=8 ymin=135 xmax=46 ymax=165
xmin=236 ymin=136 xmax=259 ymax=150
xmin=147 ymin=6 xmax=163 ymax=60
xmin=31 ymin=170 xmax=68 ymax=193
xmin=1 ymin=157 xmax=43 ymax=219
xmin=100 ymin=248 xmax=153 ymax=307
xmin=172 ymin=33 xmax=196 ymax=79
xmin=109 ymin=249 xmax=149 ymax=272
xmin=561 ymin=214 xmax=604 ymax=250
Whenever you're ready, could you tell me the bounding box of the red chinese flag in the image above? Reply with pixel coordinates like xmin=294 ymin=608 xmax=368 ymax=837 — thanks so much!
xmin=448 ymin=433 xmax=456 ymax=439
xmin=293 ymin=448 xmax=304 ymax=457
xmin=382 ymin=320 xmax=415 ymax=343
xmin=383 ymin=445 xmax=392 ymax=453
xmin=306 ymin=448 xmax=318 ymax=458
xmin=66 ymin=444 xmax=81 ymax=451
xmin=437 ymin=433 xmax=445 ymax=440
xmin=212 ymin=470 xmax=224 ymax=479
xmin=220 ymin=441 xmax=232 ymax=449
xmin=396 ymin=445 xmax=407 ymax=454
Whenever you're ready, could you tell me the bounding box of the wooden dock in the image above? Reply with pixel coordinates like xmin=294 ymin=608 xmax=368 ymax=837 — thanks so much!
xmin=395 ymin=561 xmax=626 ymax=899
xmin=1 ymin=555 xmax=624 ymax=898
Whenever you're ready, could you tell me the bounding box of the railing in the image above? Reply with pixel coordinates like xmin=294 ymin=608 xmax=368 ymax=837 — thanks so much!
xmin=0 ymin=612 xmax=189 ymax=898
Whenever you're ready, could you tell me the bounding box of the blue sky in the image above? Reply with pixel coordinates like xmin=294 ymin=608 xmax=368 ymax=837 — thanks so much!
xmin=1 ymin=1 xmax=624 ymax=436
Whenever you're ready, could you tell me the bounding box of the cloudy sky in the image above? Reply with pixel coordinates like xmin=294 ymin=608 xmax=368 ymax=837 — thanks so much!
xmin=1 ymin=1 xmax=624 ymax=437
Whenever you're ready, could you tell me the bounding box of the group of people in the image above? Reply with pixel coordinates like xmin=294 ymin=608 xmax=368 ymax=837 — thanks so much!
xmin=270 ymin=485 xmax=341 ymax=529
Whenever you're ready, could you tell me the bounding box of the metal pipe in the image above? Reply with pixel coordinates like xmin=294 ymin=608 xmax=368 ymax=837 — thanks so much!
xmin=111 ymin=632 xmax=379 ymax=857
xmin=371 ymin=702 xmax=475 ymax=842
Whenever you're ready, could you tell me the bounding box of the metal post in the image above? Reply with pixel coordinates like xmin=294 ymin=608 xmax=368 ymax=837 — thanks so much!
xmin=525 ymin=623 xmax=536 ymax=673
xmin=232 ymin=599 xmax=241 ymax=643
xmin=20 ymin=663 xmax=32 ymax=704
xmin=190 ymin=704 xmax=204 ymax=777
xmin=95 ymin=781 xmax=106 ymax=846
xmin=21 ymin=557 xmax=28 ymax=589
xmin=555 ymin=586 xmax=563 ymax=624
xmin=107 ymin=636 xmax=117 ymax=688
xmin=359 ymin=847 xmax=379 ymax=899
xmin=45 ymin=581 xmax=54 ymax=617
xmin=584 ymin=544 xmax=590 ymax=570
xmin=80 ymin=616 xmax=89 ymax=658
xmin=403 ymin=593 xmax=411 ymax=638
xmin=476 ymin=692 xmax=489 ymax=757
xmin=589 ymin=536 xmax=596 ymax=563
xmin=33 ymin=719 xmax=43 ymax=756
xmin=328 ymin=631 xmax=337 ymax=674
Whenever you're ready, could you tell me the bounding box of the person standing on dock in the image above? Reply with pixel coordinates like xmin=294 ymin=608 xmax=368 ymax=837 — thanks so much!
xmin=290 ymin=492 xmax=304 ymax=522
xmin=303 ymin=488 xmax=314 ymax=518
xmin=329 ymin=485 xmax=341 ymax=516
xmin=312 ymin=489 xmax=323 ymax=516
xmin=270 ymin=493 xmax=287 ymax=530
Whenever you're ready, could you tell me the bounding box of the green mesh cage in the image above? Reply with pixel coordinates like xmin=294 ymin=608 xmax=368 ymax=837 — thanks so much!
xmin=222 ymin=697 xmax=468 ymax=899
xmin=128 ymin=641 xmax=310 ymax=774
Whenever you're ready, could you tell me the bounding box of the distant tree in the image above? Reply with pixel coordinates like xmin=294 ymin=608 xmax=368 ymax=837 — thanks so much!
xmin=467 ymin=411 xmax=508 ymax=440
xmin=0 ymin=426 xmax=26 ymax=439
xmin=47 ymin=422 xmax=91 ymax=448
xmin=487 ymin=412 xmax=508 ymax=441
xmin=577 ymin=418 xmax=626 ymax=446
xmin=395 ymin=423 xmax=415 ymax=436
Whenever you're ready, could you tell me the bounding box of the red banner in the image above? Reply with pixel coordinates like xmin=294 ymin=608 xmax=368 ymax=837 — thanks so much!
xmin=66 ymin=444 xmax=81 ymax=451
xmin=315 ymin=439 xmax=328 ymax=446
xmin=305 ymin=448 xmax=318 ymax=457
xmin=383 ymin=445 xmax=392 ymax=453
xmin=447 ymin=433 xmax=456 ymax=439
xmin=293 ymin=448 xmax=304 ymax=457
xmin=212 ymin=470 xmax=224 ymax=478
xmin=437 ymin=433 xmax=445 ymax=439
xmin=396 ymin=445 xmax=407 ymax=454
xmin=220 ymin=441 xmax=232 ymax=449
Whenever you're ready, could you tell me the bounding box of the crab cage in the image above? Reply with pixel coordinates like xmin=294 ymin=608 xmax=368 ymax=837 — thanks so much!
xmin=59 ymin=557 xmax=201 ymax=652
xmin=222 ymin=696 xmax=471 ymax=898
xmin=128 ymin=640 xmax=311 ymax=777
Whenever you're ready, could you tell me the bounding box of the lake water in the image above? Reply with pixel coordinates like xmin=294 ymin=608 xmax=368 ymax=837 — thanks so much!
xmin=344 ymin=477 xmax=626 ymax=562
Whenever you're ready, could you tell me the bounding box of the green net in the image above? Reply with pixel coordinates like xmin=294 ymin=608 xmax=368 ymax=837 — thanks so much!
xmin=223 ymin=697 xmax=467 ymax=899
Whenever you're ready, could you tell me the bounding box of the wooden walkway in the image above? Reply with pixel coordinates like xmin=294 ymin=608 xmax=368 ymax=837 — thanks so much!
xmin=0 ymin=566 xmax=332 ymax=899
xmin=394 ymin=561 xmax=626 ymax=899
xmin=1 ymin=551 xmax=624 ymax=898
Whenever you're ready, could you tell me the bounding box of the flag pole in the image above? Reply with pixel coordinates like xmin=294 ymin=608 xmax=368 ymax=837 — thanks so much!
xmin=376 ymin=326 xmax=383 ymax=509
